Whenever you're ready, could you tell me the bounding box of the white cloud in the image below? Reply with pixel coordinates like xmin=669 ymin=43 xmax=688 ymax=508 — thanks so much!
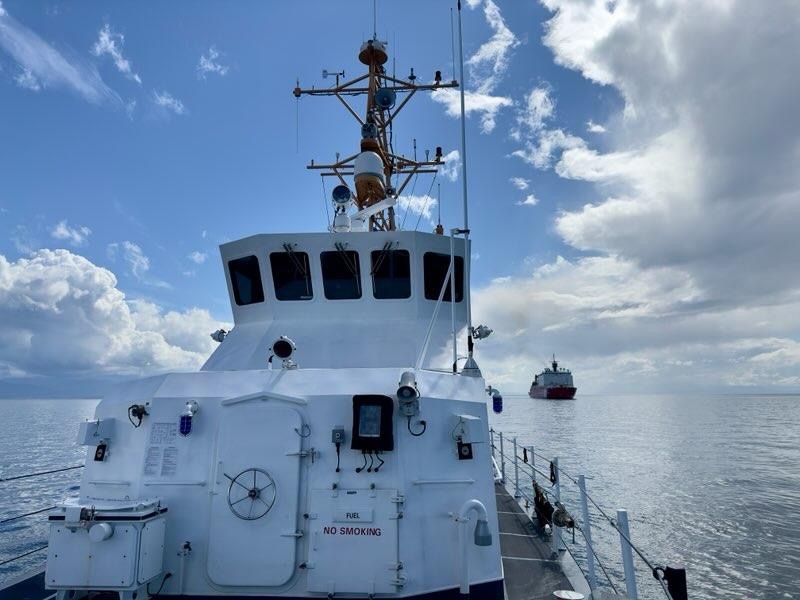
xmin=120 ymin=241 xmax=149 ymax=280
xmin=472 ymin=254 xmax=800 ymax=392
xmin=188 ymin=251 xmax=207 ymax=264
xmin=153 ymin=90 xmax=185 ymax=115
xmin=439 ymin=150 xmax=461 ymax=182
xmin=586 ymin=119 xmax=606 ymax=133
xmin=398 ymin=194 xmax=437 ymax=227
xmin=197 ymin=46 xmax=228 ymax=79
xmin=431 ymin=87 xmax=512 ymax=134
xmin=515 ymin=86 xmax=555 ymax=134
xmin=517 ymin=193 xmax=539 ymax=207
xmin=466 ymin=0 xmax=519 ymax=94
xmin=108 ymin=241 xmax=169 ymax=288
xmin=91 ymin=23 xmax=141 ymax=84
xmin=430 ymin=0 xmax=516 ymax=134
xmin=472 ymin=0 xmax=800 ymax=393
xmin=50 ymin=220 xmax=91 ymax=246
xmin=0 ymin=249 xmax=228 ymax=381
xmin=0 ymin=5 xmax=119 ymax=104
xmin=510 ymin=177 xmax=530 ymax=190
xmin=14 ymin=66 xmax=40 ymax=90
xmin=512 ymin=128 xmax=586 ymax=169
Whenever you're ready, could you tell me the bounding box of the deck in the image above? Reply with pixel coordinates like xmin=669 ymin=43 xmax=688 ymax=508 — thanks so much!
xmin=496 ymin=482 xmax=578 ymax=600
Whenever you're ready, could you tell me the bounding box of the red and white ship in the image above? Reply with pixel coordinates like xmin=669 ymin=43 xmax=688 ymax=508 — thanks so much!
xmin=529 ymin=356 xmax=577 ymax=399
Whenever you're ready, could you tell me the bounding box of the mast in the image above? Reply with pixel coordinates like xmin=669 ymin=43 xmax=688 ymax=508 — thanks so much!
xmin=293 ymin=32 xmax=458 ymax=231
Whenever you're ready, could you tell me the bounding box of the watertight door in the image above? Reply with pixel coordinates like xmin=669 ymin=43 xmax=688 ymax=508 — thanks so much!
xmin=207 ymin=403 xmax=303 ymax=587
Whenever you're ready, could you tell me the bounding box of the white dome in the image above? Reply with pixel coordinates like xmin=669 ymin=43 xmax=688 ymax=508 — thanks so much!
xmin=354 ymin=151 xmax=385 ymax=185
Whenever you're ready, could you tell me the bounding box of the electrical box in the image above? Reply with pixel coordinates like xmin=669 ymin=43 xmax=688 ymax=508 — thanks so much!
xmin=77 ymin=419 xmax=115 ymax=446
xmin=331 ymin=426 xmax=345 ymax=444
xmin=46 ymin=498 xmax=166 ymax=592
xmin=451 ymin=414 xmax=482 ymax=444
xmin=351 ymin=395 xmax=394 ymax=452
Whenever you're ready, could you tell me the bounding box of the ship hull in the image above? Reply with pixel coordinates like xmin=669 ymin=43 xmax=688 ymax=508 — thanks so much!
xmin=529 ymin=386 xmax=577 ymax=400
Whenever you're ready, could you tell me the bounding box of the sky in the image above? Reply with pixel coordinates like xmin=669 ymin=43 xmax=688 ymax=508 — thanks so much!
xmin=1 ymin=0 xmax=799 ymax=396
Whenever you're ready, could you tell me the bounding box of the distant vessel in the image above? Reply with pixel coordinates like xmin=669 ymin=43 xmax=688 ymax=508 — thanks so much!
xmin=529 ymin=356 xmax=577 ymax=399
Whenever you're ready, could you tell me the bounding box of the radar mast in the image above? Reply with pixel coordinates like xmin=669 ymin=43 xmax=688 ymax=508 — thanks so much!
xmin=293 ymin=31 xmax=458 ymax=231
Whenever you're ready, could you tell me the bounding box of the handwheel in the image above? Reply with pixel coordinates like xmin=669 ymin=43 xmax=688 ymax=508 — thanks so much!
xmin=224 ymin=468 xmax=276 ymax=520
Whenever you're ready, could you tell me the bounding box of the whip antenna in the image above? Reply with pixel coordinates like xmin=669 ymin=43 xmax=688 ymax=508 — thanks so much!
xmin=457 ymin=0 xmax=477 ymax=375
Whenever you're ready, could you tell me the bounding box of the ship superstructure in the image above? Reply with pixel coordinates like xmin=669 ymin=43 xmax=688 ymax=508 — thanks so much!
xmin=529 ymin=356 xmax=577 ymax=400
xmin=38 ymin=17 xmax=505 ymax=600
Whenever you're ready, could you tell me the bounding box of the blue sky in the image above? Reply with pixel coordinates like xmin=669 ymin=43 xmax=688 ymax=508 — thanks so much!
xmin=2 ymin=0 xmax=800 ymax=395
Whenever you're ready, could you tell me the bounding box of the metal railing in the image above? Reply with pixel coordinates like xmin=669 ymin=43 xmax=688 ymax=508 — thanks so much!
xmin=0 ymin=464 xmax=84 ymax=573
xmin=490 ymin=429 xmax=687 ymax=600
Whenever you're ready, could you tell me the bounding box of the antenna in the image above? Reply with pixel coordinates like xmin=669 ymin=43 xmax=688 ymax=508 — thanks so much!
xmin=373 ymin=0 xmax=377 ymax=40
xmin=457 ymin=0 xmax=477 ymax=375
xmin=295 ymin=77 xmax=300 ymax=153
xmin=450 ymin=8 xmax=456 ymax=82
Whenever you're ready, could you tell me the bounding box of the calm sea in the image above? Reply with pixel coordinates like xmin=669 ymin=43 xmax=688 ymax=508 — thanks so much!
xmin=1 ymin=395 xmax=798 ymax=599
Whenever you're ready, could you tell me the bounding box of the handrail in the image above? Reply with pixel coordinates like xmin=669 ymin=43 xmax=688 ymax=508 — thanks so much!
xmin=491 ymin=429 xmax=677 ymax=600
xmin=0 ymin=464 xmax=83 ymax=483
xmin=0 ymin=544 xmax=47 ymax=567
xmin=0 ymin=506 xmax=56 ymax=525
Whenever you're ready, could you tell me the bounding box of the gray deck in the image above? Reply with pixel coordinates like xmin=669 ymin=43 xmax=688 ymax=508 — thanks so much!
xmin=496 ymin=483 xmax=575 ymax=600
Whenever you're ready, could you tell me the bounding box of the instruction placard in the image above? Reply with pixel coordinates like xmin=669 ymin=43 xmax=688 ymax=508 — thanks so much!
xmin=144 ymin=422 xmax=179 ymax=477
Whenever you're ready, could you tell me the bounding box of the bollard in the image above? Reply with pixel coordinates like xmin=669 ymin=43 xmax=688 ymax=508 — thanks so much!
xmin=551 ymin=457 xmax=564 ymax=553
xmin=578 ymin=475 xmax=597 ymax=591
xmin=513 ymin=437 xmax=520 ymax=498
xmin=617 ymin=509 xmax=638 ymax=600
xmin=499 ymin=433 xmax=506 ymax=483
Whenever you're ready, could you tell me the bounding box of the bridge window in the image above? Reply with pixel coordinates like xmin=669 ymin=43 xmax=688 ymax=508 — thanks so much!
xmin=270 ymin=251 xmax=313 ymax=301
xmin=371 ymin=249 xmax=411 ymax=299
xmin=423 ymin=252 xmax=463 ymax=302
xmin=228 ymin=255 xmax=265 ymax=306
xmin=321 ymin=250 xmax=362 ymax=300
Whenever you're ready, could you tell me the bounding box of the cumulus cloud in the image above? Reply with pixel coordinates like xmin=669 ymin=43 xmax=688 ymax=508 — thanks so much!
xmin=431 ymin=0 xmax=516 ymax=133
xmin=473 ymin=255 xmax=800 ymax=392
xmin=586 ymin=120 xmax=606 ymax=133
xmin=473 ymin=0 xmax=800 ymax=392
xmin=439 ymin=150 xmax=461 ymax=182
xmin=0 ymin=4 xmax=119 ymax=104
xmin=91 ymin=23 xmax=141 ymax=84
xmin=510 ymin=177 xmax=529 ymax=190
xmin=513 ymin=86 xmax=555 ymax=136
xmin=398 ymin=194 xmax=437 ymax=228
xmin=517 ymin=193 xmax=539 ymax=207
xmin=188 ymin=250 xmax=207 ymax=264
xmin=431 ymin=88 xmax=513 ymax=134
xmin=152 ymin=90 xmax=185 ymax=115
xmin=50 ymin=220 xmax=91 ymax=246
xmin=0 ymin=250 xmax=228 ymax=384
xmin=197 ymin=46 xmax=228 ymax=79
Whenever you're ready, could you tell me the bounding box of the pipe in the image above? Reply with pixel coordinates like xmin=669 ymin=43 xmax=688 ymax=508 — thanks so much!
xmin=454 ymin=499 xmax=491 ymax=594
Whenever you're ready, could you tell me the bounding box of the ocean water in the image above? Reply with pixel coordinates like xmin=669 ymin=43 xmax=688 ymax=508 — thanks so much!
xmin=490 ymin=394 xmax=800 ymax=600
xmin=1 ymin=395 xmax=798 ymax=599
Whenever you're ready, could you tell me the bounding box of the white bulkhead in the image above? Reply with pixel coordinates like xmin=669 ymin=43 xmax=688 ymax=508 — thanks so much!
xmin=51 ymin=230 xmax=503 ymax=598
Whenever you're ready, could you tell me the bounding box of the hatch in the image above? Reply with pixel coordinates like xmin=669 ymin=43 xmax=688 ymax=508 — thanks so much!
xmin=307 ymin=488 xmax=401 ymax=595
xmin=207 ymin=402 xmax=303 ymax=587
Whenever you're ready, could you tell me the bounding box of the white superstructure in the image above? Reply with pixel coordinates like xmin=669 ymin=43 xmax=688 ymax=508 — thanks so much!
xmin=44 ymin=22 xmax=504 ymax=600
